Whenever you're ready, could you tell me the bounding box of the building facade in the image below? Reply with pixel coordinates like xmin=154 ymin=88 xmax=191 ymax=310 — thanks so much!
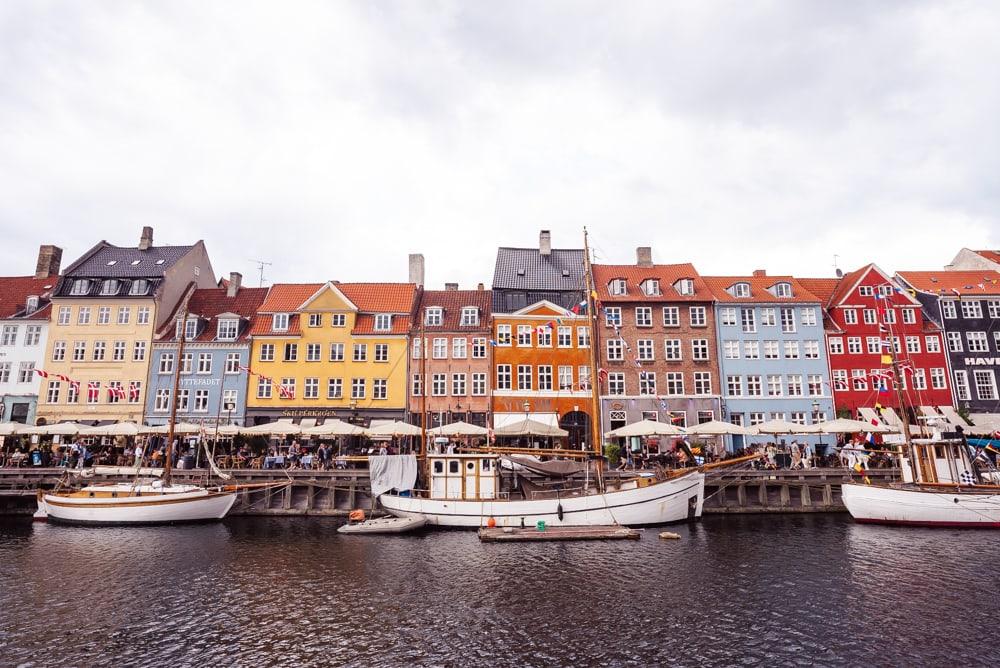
xmin=37 ymin=227 xmax=216 ymax=424
xmin=408 ymin=285 xmax=492 ymax=428
xmin=704 ymin=273 xmax=835 ymax=450
xmin=946 ymin=248 xmax=1000 ymax=273
xmin=0 ymin=246 xmax=61 ymax=424
xmin=144 ymin=274 xmax=268 ymax=426
xmin=592 ymin=251 xmax=722 ymax=436
xmin=896 ymin=270 xmax=1000 ymax=416
xmin=245 ymin=281 xmax=416 ymax=426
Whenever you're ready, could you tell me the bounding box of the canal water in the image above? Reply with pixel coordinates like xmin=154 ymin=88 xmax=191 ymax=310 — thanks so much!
xmin=0 ymin=515 xmax=997 ymax=667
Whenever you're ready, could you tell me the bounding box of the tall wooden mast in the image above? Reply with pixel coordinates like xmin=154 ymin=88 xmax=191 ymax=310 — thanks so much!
xmin=582 ymin=229 xmax=605 ymax=491
xmin=164 ymin=306 xmax=188 ymax=487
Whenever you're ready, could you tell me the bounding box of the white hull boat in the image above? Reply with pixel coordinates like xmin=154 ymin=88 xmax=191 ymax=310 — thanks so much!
xmin=842 ymin=482 xmax=1000 ymax=528
xmin=381 ymin=470 xmax=705 ymax=528
xmin=337 ymin=517 xmax=428 ymax=534
xmin=37 ymin=483 xmax=238 ymax=526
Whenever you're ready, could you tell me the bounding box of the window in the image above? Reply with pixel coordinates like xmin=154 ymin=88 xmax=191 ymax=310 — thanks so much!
xmin=801 ymin=308 xmax=817 ymax=326
xmin=472 ymin=338 xmax=487 ymax=358
xmin=767 ymin=375 xmax=782 ymax=396
xmin=858 ymin=285 xmax=873 ymax=297
xmin=609 ymin=278 xmax=627 ymax=295
xmin=692 ymin=339 xmax=709 ymax=361
xmin=912 ymin=369 xmax=927 ymax=391
xmin=847 ymin=337 xmax=862 ymax=354
xmin=642 ymin=279 xmax=660 ymax=296
xmin=780 ymin=308 xmax=796 ymax=333
xmin=497 ymin=363 xmax=513 ymax=390
xmin=866 ymin=336 xmax=881 ymax=354
xmin=278 ymin=378 xmax=296 ymax=399
xmin=106 ymin=381 xmax=122 ymax=404
xmin=52 ymin=341 xmax=67 ymax=361
xmin=902 ymin=308 xmax=916 ymax=325
xmin=330 ymin=343 xmax=344 ymax=361
xmin=905 ymin=336 xmax=921 ymax=354
xmin=775 ymin=282 xmax=794 ymax=298
xmin=97 ymin=306 xmax=111 ymax=325
xmin=156 ymin=353 xmax=174 ymax=374
xmin=961 ymin=301 xmax=983 ymax=319
xmin=720 ymin=307 xmax=737 ymax=326
xmin=472 ymin=373 xmax=487 ymax=396
xmin=375 ymin=343 xmax=389 ymax=362
xmin=308 ymin=313 xmax=322 ymax=327
xmin=605 ymin=307 xmax=622 ymax=327
xmin=662 ymin=307 xmax=679 ymax=327
xmin=763 ymin=340 xmax=779 ymax=359
xmin=517 ymin=325 xmax=532 ymax=346
xmin=882 ymin=309 xmax=896 ymax=324
xmin=154 ymin=389 xmax=171 ymax=412
xmin=783 ymin=340 xmax=800 ymax=359
xmin=180 ymin=353 xmax=193 ymax=374
xmin=608 ymin=372 xmax=625 ymax=395
xmin=689 ymin=307 xmax=706 ymax=327
xmin=662 ymin=339 xmax=682 ymax=360
xmin=636 ymin=339 xmax=655 ymax=361
xmin=635 ymin=307 xmax=652 ymax=327
xmin=558 ymin=366 xmax=573 ymax=390
xmin=537 ymin=366 xmax=552 ymax=391
xmin=808 ymin=374 xmax=823 ymax=396
xmin=272 ymin=313 xmax=289 ymax=331
xmin=0 ymin=325 xmax=17 ymax=346
xmin=760 ymin=308 xmax=776 ymax=327
xmin=257 ymin=377 xmax=272 ymax=399
xmin=930 ymin=368 xmax=946 ymax=390
xmin=73 ymin=341 xmax=86 ymax=361
xmin=666 ymin=372 xmax=685 ymax=395
xmin=225 ymin=352 xmax=240 ymax=374
xmin=517 ymin=365 xmax=532 ymax=390
xmin=373 ymin=378 xmax=388 ymax=400
xmin=989 ymin=300 xmax=1000 ymax=318
xmin=804 ymin=341 xmax=819 ymax=359
xmin=15 ymin=362 xmax=34 ymax=383
xmin=537 ymin=326 xmax=552 ymax=347
xmin=137 ymin=307 xmax=150 ymax=325
xmin=973 ymin=370 xmax=998 ymax=400
xmin=496 ymin=324 xmax=511 ymax=346
xmin=217 ymin=318 xmax=239 ymax=340
xmin=606 ymin=339 xmax=623 ymax=361
xmin=77 ymin=307 xmax=91 ymax=325
xmin=304 ymin=377 xmax=319 ymax=399
xmin=40 ymin=379 xmax=58 ymax=404
xmin=374 ymin=314 xmax=392 ymax=331
xmin=0 ymin=362 xmax=9 ymax=383
xmin=57 ymin=306 xmax=71 ymax=325
xmin=306 ymin=343 xmax=322 ymax=362
xmin=743 ymin=340 xmax=759 ymax=359
xmin=675 ymin=279 xmax=694 ymax=295
xmin=732 ymin=282 xmax=750 ymax=298
xmin=112 ymin=340 xmax=126 ymax=361
xmin=852 ymin=369 xmax=868 ymax=391
xmin=727 ymin=375 xmax=742 ymax=396
xmin=578 ymin=366 xmax=591 ymax=391
xmin=431 ymin=373 xmax=446 ymax=396
xmin=741 ymin=308 xmax=756 ymax=333
xmin=460 ymin=307 xmax=479 ymax=326
xmin=787 ymin=375 xmax=803 ymax=396
xmin=284 ymin=343 xmax=299 ymax=361
xmin=946 ymin=332 xmax=963 ymax=353
xmin=832 ymin=369 xmax=848 ymax=391
xmin=331 ymin=313 xmax=346 ymax=327
xmin=749 ymin=412 xmax=766 ymax=426
xmin=352 ymin=343 xmax=366 ymax=362
xmin=328 ymin=378 xmax=343 ymax=399
xmin=92 ymin=341 xmax=106 ymax=361
xmin=967 ymin=332 xmax=988 ymax=352
xmin=222 ymin=389 xmax=237 ymax=411
xmin=197 ymin=353 xmax=212 ymax=374
xmin=953 ymin=370 xmax=970 ymax=401
xmin=941 ymin=300 xmax=957 ymax=319
xmin=21 ymin=325 xmax=41 ymax=347
xmin=577 ymin=327 xmax=590 ymax=348
xmin=694 ymin=372 xmax=712 ymax=395
xmin=69 ymin=279 xmax=91 ymax=295
xmin=638 ymin=371 xmax=656 ymax=395
xmin=425 ymin=307 xmax=442 ymax=326
xmin=789 ymin=412 xmax=806 ymax=425
xmin=863 ymin=309 xmax=876 ymax=325
xmin=129 ymin=279 xmax=149 ymax=296
xmin=259 ymin=343 xmax=275 ymax=361
xmin=557 ymin=327 xmax=572 ymax=347
xmin=829 ymin=338 xmax=844 ymax=354
xmin=723 ymin=340 xmax=740 ymax=359
xmin=432 ymin=338 xmax=447 ymax=359
xmin=193 ymin=389 xmax=210 ymax=412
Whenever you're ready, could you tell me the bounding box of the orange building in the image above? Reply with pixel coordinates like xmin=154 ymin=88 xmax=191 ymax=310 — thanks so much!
xmin=491 ymin=300 xmax=593 ymax=448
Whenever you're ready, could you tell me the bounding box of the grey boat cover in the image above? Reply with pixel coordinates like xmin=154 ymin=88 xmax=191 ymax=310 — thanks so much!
xmin=505 ymin=455 xmax=587 ymax=478
xmin=369 ymin=454 xmax=418 ymax=497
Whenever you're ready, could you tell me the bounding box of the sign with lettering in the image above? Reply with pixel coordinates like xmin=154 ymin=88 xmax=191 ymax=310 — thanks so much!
xmin=963 ymin=357 xmax=1000 ymax=366
xmin=180 ymin=378 xmax=221 ymax=387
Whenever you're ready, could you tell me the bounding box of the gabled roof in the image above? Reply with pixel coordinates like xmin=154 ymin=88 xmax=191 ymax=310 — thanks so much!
xmin=895 ymin=270 xmax=1000 ymax=297
xmin=796 ymin=278 xmax=841 ymax=307
xmin=155 ymin=287 xmax=269 ymax=343
xmin=415 ymin=288 xmax=492 ymax=330
xmin=62 ymin=241 xmax=196 ymax=279
xmin=507 ymin=299 xmax=574 ymax=317
xmin=338 ymin=283 xmax=416 ymax=313
xmin=800 ymin=264 xmax=921 ymax=308
xmin=702 ymin=276 xmax=822 ymax=303
xmin=592 ymin=263 xmax=711 ymax=302
xmin=0 ymin=274 xmax=58 ymax=320
xmin=974 ymin=249 xmax=1000 ymax=264
xmin=492 ymin=247 xmax=586 ymax=292
xmin=258 ymin=283 xmax=324 ymax=313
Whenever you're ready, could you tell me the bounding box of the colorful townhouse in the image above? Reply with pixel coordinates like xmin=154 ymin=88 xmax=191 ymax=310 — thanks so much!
xmin=491 ymin=230 xmax=593 ymax=445
xmin=408 ymin=284 xmax=492 ymax=429
xmin=37 ymin=227 xmax=216 ymax=425
xmin=245 ymin=280 xmax=417 ymax=427
xmin=798 ymin=265 xmax=952 ymax=423
xmin=895 ymin=270 xmax=1000 ymax=418
xmin=0 ymin=245 xmax=62 ymax=424
xmin=144 ymin=274 xmax=268 ymax=427
xmin=704 ymin=272 xmax=835 ymax=451
xmin=592 ymin=250 xmax=722 ymax=433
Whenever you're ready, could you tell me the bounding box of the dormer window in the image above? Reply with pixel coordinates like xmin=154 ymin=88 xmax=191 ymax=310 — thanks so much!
xmin=675 ymin=278 xmax=695 ymax=296
xmin=25 ymin=296 xmax=39 ymax=314
xmin=374 ymin=314 xmax=392 ymax=331
xmin=272 ymin=313 xmax=289 ymax=331
xmin=217 ymin=318 xmax=239 ymax=341
xmin=460 ymin=307 xmax=479 ymax=326
xmin=425 ymin=307 xmax=442 ymax=326
xmin=176 ymin=317 xmax=198 ymax=340
xmin=609 ymin=279 xmax=628 ymax=296
xmin=70 ymin=279 xmax=91 ymax=296
xmin=731 ymin=282 xmax=750 ymax=298
xmin=641 ymin=279 xmax=660 ymax=296
xmin=774 ymin=282 xmax=792 ymax=298
xmin=100 ymin=279 xmax=119 ymax=295
xmin=129 ymin=279 xmax=150 ymax=296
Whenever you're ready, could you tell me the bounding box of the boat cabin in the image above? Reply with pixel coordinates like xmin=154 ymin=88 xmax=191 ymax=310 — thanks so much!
xmin=428 ymin=454 xmax=499 ymax=500
xmin=901 ymin=440 xmax=976 ymax=485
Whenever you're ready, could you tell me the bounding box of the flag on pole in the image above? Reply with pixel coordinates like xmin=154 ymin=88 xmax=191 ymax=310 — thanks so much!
xmin=87 ymin=381 xmax=100 ymax=402
xmin=34 ymin=368 xmax=49 ymax=379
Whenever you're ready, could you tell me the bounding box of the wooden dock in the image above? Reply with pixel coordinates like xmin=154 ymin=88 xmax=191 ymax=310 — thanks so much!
xmin=478 ymin=525 xmax=640 ymax=542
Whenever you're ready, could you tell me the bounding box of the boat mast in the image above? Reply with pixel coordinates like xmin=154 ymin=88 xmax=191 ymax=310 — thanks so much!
xmin=420 ymin=309 xmax=428 ymax=461
xmin=882 ymin=292 xmax=919 ymax=484
xmin=582 ymin=228 xmax=605 ymax=491
xmin=165 ymin=306 xmax=188 ymax=487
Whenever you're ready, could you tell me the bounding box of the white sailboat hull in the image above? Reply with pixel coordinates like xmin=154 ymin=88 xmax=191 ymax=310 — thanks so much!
xmin=380 ymin=472 xmax=705 ymax=528
xmin=39 ymin=484 xmax=238 ymax=526
xmin=842 ymin=482 xmax=1000 ymax=528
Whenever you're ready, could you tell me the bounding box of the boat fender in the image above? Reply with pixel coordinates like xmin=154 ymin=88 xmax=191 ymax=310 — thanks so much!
xmin=556 ymin=502 xmax=564 ymax=521
xmin=486 ymin=517 xmax=496 ymax=528
xmin=349 ymin=509 xmax=366 ymax=522
xmin=659 ymin=531 xmax=681 ymax=540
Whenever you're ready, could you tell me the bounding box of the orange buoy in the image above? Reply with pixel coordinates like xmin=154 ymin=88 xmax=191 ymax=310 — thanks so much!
xmin=486 ymin=517 xmax=497 ymax=528
xmin=348 ymin=509 xmax=366 ymax=522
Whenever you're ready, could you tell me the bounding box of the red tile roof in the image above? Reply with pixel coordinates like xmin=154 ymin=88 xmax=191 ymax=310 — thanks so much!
xmin=592 ymin=263 xmax=710 ymax=302
xmin=249 ymin=313 xmax=302 ymax=337
xmin=0 ymin=274 xmax=58 ymax=320
xmin=896 ymin=270 xmax=1000 ymax=296
xmin=702 ymin=276 xmax=822 ymax=303
xmin=155 ymin=287 xmax=269 ymax=342
xmin=338 ymin=283 xmax=416 ymax=313
xmin=257 ymin=283 xmax=324 ymax=313
xmin=353 ymin=314 xmax=412 ymax=335
xmin=415 ymin=288 xmax=492 ymax=331
xmin=974 ymin=249 xmax=1000 ymax=264
xmin=796 ymin=277 xmax=842 ymax=307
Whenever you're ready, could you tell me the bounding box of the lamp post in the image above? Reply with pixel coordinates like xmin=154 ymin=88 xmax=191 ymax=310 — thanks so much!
xmin=812 ymin=399 xmax=824 ymax=457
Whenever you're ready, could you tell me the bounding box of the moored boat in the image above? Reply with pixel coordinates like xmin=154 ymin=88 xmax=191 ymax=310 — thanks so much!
xmin=38 ymin=482 xmax=237 ymax=526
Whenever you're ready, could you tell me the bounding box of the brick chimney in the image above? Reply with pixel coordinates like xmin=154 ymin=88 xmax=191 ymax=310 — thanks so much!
xmin=539 ymin=230 xmax=552 ymax=256
xmin=227 ymin=272 xmax=242 ymax=298
xmin=753 ymin=269 xmax=767 ymax=277
xmin=636 ymin=247 xmax=653 ymax=267
xmin=139 ymin=226 xmax=154 ymax=251
xmin=408 ymin=253 xmax=425 ymax=286
xmin=477 ymin=283 xmax=484 ymax=291
xmin=445 ymin=282 xmax=458 ymax=291
xmin=35 ymin=245 xmax=62 ymax=279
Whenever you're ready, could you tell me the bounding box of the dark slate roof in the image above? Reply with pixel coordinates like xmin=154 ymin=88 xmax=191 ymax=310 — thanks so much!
xmin=63 ymin=242 xmax=195 ymax=279
xmin=492 ymin=247 xmax=587 ymax=291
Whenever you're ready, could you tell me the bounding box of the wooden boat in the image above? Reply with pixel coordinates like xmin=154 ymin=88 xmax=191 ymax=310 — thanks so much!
xmin=37 ymin=483 xmax=237 ymax=526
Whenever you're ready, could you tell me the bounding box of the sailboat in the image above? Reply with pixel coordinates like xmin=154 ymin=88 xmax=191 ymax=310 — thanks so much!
xmin=37 ymin=307 xmax=238 ymax=526
xmin=380 ymin=229 xmax=717 ymax=528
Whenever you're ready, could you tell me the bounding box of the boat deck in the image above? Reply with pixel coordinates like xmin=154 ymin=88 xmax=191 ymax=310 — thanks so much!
xmin=477 ymin=525 xmax=640 ymax=542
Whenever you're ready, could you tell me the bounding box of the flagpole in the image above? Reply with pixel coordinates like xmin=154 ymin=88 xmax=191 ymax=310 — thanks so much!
xmin=582 ymin=227 xmax=605 ymax=493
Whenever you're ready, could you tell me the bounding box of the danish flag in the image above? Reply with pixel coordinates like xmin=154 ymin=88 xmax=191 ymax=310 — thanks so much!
xmin=278 ymin=383 xmax=295 ymax=399
xmin=35 ymin=368 xmax=49 ymax=379
xmin=129 ymin=383 xmax=140 ymax=402
xmin=87 ymin=382 xmax=100 ymax=402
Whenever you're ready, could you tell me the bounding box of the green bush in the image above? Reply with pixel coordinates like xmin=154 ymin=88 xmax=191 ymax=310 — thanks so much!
xmin=603 ymin=443 xmax=621 ymax=468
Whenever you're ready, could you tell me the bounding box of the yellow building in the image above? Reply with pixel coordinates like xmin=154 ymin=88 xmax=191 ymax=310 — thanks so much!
xmin=245 ymin=281 xmax=416 ymax=426
xmin=36 ymin=227 xmax=216 ymax=424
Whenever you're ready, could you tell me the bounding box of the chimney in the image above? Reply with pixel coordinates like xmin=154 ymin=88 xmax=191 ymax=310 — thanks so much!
xmin=477 ymin=283 xmax=484 ymax=291
xmin=139 ymin=226 xmax=154 ymax=251
xmin=753 ymin=269 xmax=767 ymax=277
xmin=445 ymin=282 xmax=458 ymax=291
xmin=408 ymin=253 xmax=425 ymax=286
xmin=636 ymin=247 xmax=653 ymax=267
xmin=227 ymin=272 xmax=242 ymax=298
xmin=35 ymin=245 xmax=62 ymax=279
xmin=539 ymin=230 xmax=552 ymax=256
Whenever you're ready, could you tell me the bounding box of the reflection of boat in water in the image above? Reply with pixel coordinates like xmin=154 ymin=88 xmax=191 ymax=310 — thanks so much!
xmin=38 ymin=482 xmax=237 ymax=526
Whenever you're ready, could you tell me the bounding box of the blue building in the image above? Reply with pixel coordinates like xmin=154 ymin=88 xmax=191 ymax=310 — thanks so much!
xmin=704 ymin=273 xmax=835 ymax=452
xmin=144 ymin=275 xmax=268 ymax=427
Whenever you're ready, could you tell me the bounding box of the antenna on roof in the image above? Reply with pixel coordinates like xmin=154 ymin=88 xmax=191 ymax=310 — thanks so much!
xmin=249 ymin=259 xmax=272 ymax=287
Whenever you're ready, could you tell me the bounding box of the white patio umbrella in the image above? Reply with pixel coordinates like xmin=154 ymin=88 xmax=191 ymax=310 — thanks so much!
xmin=684 ymin=420 xmax=753 ymax=436
xmin=495 ymin=418 xmax=569 ymax=437
xmin=605 ymin=419 xmax=686 ymax=438
xmin=144 ymin=422 xmax=205 ymax=435
xmin=215 ymin=424 xmax=245 ymax=436
xmin=366 ymin=421 xmax=423 ymax=437
xmin=21 ymin=422 xmax=81 ymax=436
xmin=813 ymin=418 xmax=895 ymax=434
xmin=428 ymin=421 xmax=489 ymax=437
xmin=79 ymin=422 xmax=141 ymax=437
xmin=302 ymin=419 xmax=366 ymax=437
xmin=750 ymin=419 xmax=819 ymax=435
xmin=241 ymin=419 xmax=302 ymax=436
xmin=0 ymin=422 xmax=23 ymax=436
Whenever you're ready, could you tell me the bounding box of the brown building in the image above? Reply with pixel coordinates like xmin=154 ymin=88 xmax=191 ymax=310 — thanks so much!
xmin=592 ymin=249 xmax=722 ymax=434
xmin=409 ymin=284 xmax=492 ymax=428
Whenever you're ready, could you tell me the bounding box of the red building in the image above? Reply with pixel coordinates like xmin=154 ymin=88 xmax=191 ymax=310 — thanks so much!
xmin=800 ymin=264 xmax=953 ymax=419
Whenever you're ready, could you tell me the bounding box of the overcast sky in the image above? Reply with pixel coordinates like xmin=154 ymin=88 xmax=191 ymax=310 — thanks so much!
xmin=1 ymin=1 xmax=997 ymax=289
